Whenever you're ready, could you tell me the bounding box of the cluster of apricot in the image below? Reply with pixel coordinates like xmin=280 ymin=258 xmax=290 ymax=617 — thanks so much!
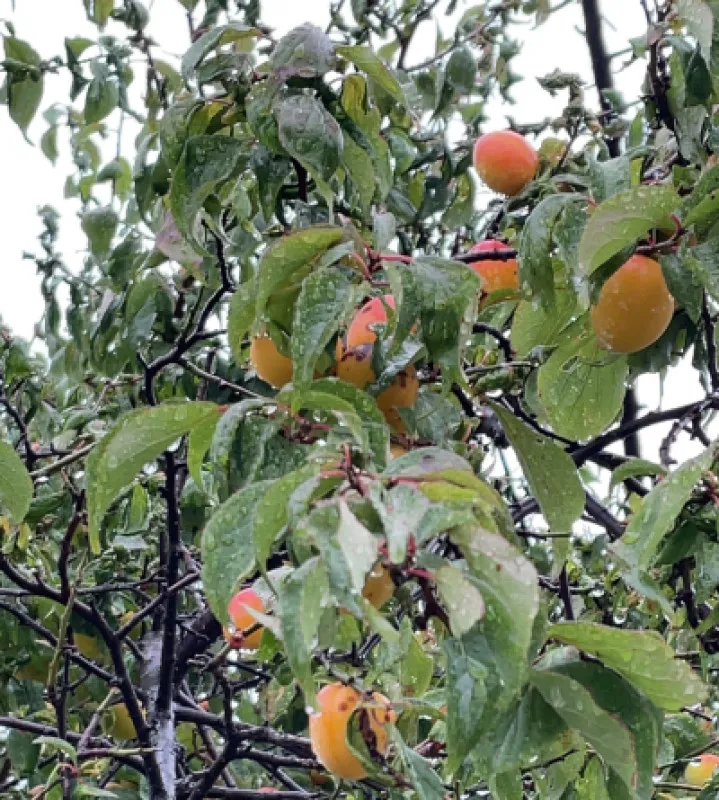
xmin=222 ymin=571 xmax=398 ymax=781
xmin=472 ymin=129 xmax=676 ymax=353
xmin=250 ymin=294 xmax=419 ymax=432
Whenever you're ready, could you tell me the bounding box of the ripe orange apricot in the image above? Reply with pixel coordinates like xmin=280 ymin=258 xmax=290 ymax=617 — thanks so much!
xmin=250 ymin=336 xmax=293 ymax=388
xmin=376 ymin=366 xmax=419 ymax=434
xmin=685 ymin=753 xmax=719 ymax=787
xmin=473 ymin=131 xmax=538 ymax=196
xmin=223 ymin=588 xmax=265 ymax=650
xmin=468 ymin=239 xmax=519 ymax=295
xmin=590 ymin=254 xmax=674 ymax=354
xmin=309 ymin=683 xmax=396 ymax=780
xmin=362 ymin=564 xmax=395 ymax=609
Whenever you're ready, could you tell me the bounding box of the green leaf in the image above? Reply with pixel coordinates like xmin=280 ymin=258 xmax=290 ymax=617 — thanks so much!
xmin=187 ymin=407 xmax=223 ymax=488
xmin=549 ymin=622 xmax=708 ymax=710
xmin=3 ymin=37 xmax=43 ymax=136
xmin=309 ymin=378 xmax=390 ymax=468
xmin=40 ymin=125 xmax=58 ymax=164
xmin=435 ymin=564 xmax=485 ymax=636
xmin=443 ymin=637 xmax=488 ymax=772
xmin=369 ymin=482 xmax=429 ymax=564
xmin=400 ymin=257 xmax=480 ymax=383
xmin=530 ymin=669 xmax=637 ymax=792
xmin=510 ymin=288 xmax=577 ymax=357
xmin=536 ymin=318 xmax=628 ymax=440
xmin=660 ymin=251 xmax=703 ymax=322
xmin=253 ymin=463 xmax=322 ymax=572
xmin=396 ymin=733 xmax=445 ymax=800
xmin=609 ymin=458 xmax=666 ymax=489
xmin=676 ymin=0 xmax=713 ymax=62
xmin=181 ymin=22 xmax=260 ymax=81
xmin=89 ymin=0 xmax=113 ymax=27
xmin=228 ymin=281 xmax=257 ymax=362
xmin=685 ymin=45 xmax=712 ymax=106
xmin=612 ymin=440 xmax=719 ymax=569
xmin=276 ymin=94 xmax=343 ymax=190
xmin=81 ymin=206 xmax=119 ymax=260
xmin=445 ymin=46 xmax=477 ymax=93
xmin=32 ymin=736 xmax=78 ymax=762
xmin=201 ymin=481 xmax=271 ymax=625
xmin=154 ymin=210 xmax=203 ymax=268
xmin=209 ymin=400 xmax=273 ymax=495
xmin=255 ymin=226 xmax=344 ymax=315
xmin=578 ymin=186 xmax=680 ymax=275
xmin=342 ymin=134 xmax=376 ymax=211
xmin=575 ymin=757 xmax=611 ymax=800
xmin=277 ymin=388 xmax=368 ymax=453
xmin=0 ymin=441 xmax=33 ymax=524
xmin=170 ymin=135 xmax=247 ymax=253
xmin=84 ymin=74 xmax=119 ymax=123
xmin=270 ymin=23 xmax=335 ymax=80
xmin=336 ymin=45 xmax=407 ymax=106
xmin=87 ymin=402 xmax=220 ymax=552
xmin=336 ymin=500 xmax=380 ymax=593
xmin=555 ymin=660 xmax=662 ymax=800
xmin=7 ymin=729 xmax=40 ymax=775
xmin=278 ymin=557 xmax=328 ymax=701
xmin=491 ymin=403 xmax=584 ymax=532
xmin=518 ymin=194 xmax=581 ymax=307
xmin=291 ymin=268 xmax=359 ymax=387
xmin=453 ymin=527 xmax=539 ymax=659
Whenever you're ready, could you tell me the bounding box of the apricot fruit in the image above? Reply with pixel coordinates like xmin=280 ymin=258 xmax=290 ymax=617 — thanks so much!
xmin=362 ymin=563 xmax=395 ymax=609
xmin=336 ymin=296 xmax=419 ymax=432
xmin=684 ymin=753 xmax=719 ymax=787
xmin=223 ymin=587 xmax=265 ymax=650
xmin=590 ymin=255 xmax=674 ymax=354
xmin=346 ymin=295 xmax=396 ymax=347
xmin=376 ymin=366 xmax=419 ymax=434
xmin=250 ymin=336 xmax=293 ymax=388
xmin=473 ymin=130 xmax=538 ymax=196
xmin=468 ymin=239 xmax=519 ymax=296
xmin=309 ymin=683 xmax=396 ymax=780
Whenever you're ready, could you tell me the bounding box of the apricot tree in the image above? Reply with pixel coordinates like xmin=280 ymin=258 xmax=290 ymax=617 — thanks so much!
xmin=3 ymin=1 xmax=719 ymax=799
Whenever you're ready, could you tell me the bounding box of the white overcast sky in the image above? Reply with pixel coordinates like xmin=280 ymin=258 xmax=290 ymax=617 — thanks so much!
xmin=0 ymin=0 xmax=710 ymax=463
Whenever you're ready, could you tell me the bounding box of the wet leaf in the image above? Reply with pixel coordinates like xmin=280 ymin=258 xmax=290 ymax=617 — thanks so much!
xmin=0 ymin=441 xmax=33 ymax=524
xmin=87 ymin=402 xmax=220 ymax=552
xmin=549 ymin=622 xmax=708 ymax=710
xmin=578 ymin=186 xmax=679 ymax=276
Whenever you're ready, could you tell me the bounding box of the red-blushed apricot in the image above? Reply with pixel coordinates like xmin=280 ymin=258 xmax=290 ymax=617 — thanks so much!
xmin=376 ymin=366 xmax=419 ymax=434
xmin=685 ymin=753 xmax=719 ymax=787
xmin=223 ymin=588 xmax=265 ymax=650
xmin=590 ymin=254 xmax=674 ymax=354
xmin=250 ymin=336 xmax=293 ymax=388
xmin=468 ymin=239 xmax=520 ymax=296
xmin=362 ymin=563 xmax=395 ymax=609
xmin=309 ymin=683 xmax=396 ymax=780
xmin=473 ymin=131 xmax=538 ymax=196
xmin=346 ymin=295 xmax=396 ymax=348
